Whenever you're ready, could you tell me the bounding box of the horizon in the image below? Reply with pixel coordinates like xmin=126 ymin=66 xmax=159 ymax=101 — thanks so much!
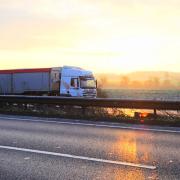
xmin=0 ymin=66 xmax=180 ymax=75
xmin=0 ymin=1 xmax=180 ymax=73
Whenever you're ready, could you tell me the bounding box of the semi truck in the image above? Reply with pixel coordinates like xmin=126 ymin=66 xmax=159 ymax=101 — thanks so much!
xmin=0 ymin=66 xmax=97 ymax=97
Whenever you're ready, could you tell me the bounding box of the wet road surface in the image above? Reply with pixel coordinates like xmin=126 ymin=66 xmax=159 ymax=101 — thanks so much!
xmin=0 ymin=115 xmax=179 ymax=180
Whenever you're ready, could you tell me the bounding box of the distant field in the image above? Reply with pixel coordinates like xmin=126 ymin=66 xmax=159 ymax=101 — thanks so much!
xmin=103 ymin=89 xmax=180 ymax=101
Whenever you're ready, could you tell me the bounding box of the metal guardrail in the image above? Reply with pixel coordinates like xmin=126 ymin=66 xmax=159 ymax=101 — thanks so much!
xmin=0 ymin=95 xmax=179 ymax=111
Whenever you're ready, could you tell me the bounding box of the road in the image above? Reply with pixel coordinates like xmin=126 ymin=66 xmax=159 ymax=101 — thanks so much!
xmin=0 ymin=115 xmax=179 ymax=180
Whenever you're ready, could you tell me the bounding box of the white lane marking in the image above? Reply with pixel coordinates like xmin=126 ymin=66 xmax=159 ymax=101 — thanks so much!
xmin=0 ymin=145 xmax=156 ymax=170
xmin=0 ymin=116 xmax=180 ymax=133
xmin=24 ymin=157 xmax=30 ymax=160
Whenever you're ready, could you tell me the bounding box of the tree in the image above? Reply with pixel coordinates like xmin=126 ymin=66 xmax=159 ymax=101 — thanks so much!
xmin=120 ymin=76 xmax=130 ymax=88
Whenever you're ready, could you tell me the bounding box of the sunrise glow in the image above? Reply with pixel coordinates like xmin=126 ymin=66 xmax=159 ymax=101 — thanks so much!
xmin=0 ymin=0 xmax=180 ymax=73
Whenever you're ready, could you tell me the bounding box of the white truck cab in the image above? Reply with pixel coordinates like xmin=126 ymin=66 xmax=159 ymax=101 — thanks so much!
xmin=59 ymin=66 xmax=97 ymax=97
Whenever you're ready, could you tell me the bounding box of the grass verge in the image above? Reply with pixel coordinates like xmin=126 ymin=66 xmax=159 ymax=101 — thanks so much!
xmin=0 ymin=104 xmax=179 ymax=127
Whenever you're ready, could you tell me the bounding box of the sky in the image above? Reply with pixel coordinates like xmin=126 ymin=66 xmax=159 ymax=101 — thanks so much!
xmin=0 ymin=0 xmax=180 ymax=73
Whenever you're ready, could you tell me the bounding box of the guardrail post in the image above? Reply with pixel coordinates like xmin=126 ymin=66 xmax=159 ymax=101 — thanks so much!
xmin=24 ymin=103 xmax=28 ymax=110
xmin=154 ymin=109 xmax=157 ymax=117
xmin=82 ymin=107 xmax=86 ymax=116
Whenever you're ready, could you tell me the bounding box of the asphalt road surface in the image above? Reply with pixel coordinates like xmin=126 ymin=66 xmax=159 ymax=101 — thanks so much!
xmin=0 ymin=115 xmax=179 ymax=180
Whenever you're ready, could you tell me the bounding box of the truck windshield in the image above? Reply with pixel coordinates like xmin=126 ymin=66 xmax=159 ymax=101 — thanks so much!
xmin=80 ymin=78 xmax=96 ymax=89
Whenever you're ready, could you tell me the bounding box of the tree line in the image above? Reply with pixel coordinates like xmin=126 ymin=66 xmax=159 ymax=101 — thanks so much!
xmin=97 ymin=75 xmax=180 ymax=89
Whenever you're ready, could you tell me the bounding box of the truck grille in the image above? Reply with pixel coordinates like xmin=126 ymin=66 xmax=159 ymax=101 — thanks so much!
xmin=83 ymin=92 xmax=96 ymax=98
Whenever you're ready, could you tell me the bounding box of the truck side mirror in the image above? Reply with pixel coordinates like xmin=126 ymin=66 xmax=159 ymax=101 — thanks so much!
xmin=74 ymin=79 xmax=78 ymax=88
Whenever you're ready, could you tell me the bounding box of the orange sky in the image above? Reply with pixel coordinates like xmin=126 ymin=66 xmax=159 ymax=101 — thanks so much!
xmin=0 ymin=0 xmax=180 ymax=73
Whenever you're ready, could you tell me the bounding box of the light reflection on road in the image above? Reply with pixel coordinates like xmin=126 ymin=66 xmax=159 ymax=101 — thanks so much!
xmin=107 ymin=132 xmax=157 ymax=180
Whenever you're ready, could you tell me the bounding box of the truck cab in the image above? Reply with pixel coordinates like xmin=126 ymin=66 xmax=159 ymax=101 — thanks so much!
xmin=60 ymin=66 xmax=97 ymax=97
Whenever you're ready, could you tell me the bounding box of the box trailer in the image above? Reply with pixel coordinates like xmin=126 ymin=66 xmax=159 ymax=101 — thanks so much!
xmin=0 ymin=66 xmax=97 ymax=97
